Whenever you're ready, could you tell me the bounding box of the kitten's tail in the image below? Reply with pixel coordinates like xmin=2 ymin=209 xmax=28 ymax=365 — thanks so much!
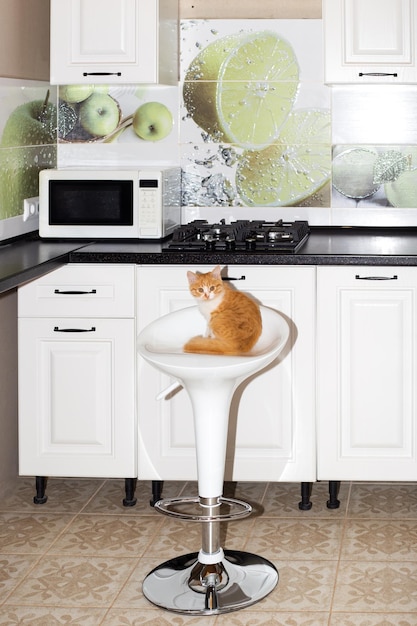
xmin=184 ymin=335 xmax=240 ymax=355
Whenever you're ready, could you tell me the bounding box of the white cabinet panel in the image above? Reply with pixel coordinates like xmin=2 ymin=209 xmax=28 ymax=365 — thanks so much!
xmin=50 ymin=0 xmax=178 ymax=84
xmin=18 ymin=264 xmax=136 ymax=480
xmin=137 ymin=265 xmax=316 ymax=482
xmin=18 ymin=318 xmax=135 ymax=477
xmin=317 ymin=266 xmax=417 ymax=480
xmin=324 ymin=0 xmax=417 ymax=83
xmin=18 ymin=264 xmax=135 ymax=318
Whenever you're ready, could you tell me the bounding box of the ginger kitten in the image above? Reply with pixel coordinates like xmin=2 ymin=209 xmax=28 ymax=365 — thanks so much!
xmin=184 ymin=265 xmax=262 ymax=355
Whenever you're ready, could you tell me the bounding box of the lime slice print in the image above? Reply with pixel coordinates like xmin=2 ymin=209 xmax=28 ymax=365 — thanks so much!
xmin=183 ymin=31 xmax=299 ymax=149
xmin=385 ymin=168 xmax=417 ymax=207
xmin=332 ymin=148 xmax=380 ymax=199
xmin=235 ymin=109 xmax=331 ymax=206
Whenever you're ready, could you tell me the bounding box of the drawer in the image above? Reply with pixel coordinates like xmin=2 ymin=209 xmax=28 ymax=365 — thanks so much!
xmin=18 ymin=264 xmax=135 ymax=318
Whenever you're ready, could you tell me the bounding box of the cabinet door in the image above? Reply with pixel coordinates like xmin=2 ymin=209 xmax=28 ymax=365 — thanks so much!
xmin=50 ymin=0 xmax=161 ymax=84
xmin=317 ymin=266 xmax=417 ymax=480
xmin=324 ymin=0 xmax=417 ymax=83
xmin=18 ymin=318 xmax=135 ymax=477
xmin=137 ymin=265 xmax=316 ymax=482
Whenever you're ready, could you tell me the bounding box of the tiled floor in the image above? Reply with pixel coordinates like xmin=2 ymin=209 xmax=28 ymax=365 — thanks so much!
xmin=1 ymin=478 xmax=417 ymax=625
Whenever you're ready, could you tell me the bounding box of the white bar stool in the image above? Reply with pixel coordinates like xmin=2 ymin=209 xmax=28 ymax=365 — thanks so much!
xmin=137 ymin=305 xmax=290 ymax=615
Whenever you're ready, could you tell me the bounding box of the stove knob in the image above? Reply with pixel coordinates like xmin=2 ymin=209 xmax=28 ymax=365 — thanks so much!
xmin=245 ymin=237 xmax=256 ymax=251
xmin=225 ymin=238 xmax=236 ymax=251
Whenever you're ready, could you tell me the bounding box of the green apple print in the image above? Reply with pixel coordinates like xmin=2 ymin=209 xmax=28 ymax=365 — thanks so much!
xmin=0 ymin=93 xmax=57 ymax=220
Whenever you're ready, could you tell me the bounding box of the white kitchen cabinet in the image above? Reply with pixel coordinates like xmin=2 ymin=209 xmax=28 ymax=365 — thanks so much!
xmin=136 ymin=265 xmax=316 ymax=483
xmin=317 ymin=266 xmax=417 ymax=480
xmin=323 ymin=0 xmax=417 ymax=83
xmin=50 ymin=0 xmax=178 ymax=85
xmin=18 ymin=264 xmax=136 ymax=482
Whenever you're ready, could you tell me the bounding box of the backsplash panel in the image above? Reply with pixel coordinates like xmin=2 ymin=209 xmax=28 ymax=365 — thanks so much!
xmin=180 ymin=19 xmax=331 ymax=219
xmin=57 ymin=85 xmax=179 ymax=169
xmin=0 ymin=81 xmax=57 ymax=221
xmin=2 ymin=19 xmax=417 ymax=229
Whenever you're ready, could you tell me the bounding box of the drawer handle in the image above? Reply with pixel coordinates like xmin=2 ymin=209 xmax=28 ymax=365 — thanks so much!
xmin=355 ymin=275 xmax=398 ymax=281
xmin=54 ymin=326 xmax=96 ymax=333
xmin=222 ymin=276 xmax=246 ymax=281
xmin=358 ymin=72 xmax=398 ymax=77
xmin=54 ymin=289 xmax=97 ymax=295
xmin=83 ymin=72 xmax=122 ymax=77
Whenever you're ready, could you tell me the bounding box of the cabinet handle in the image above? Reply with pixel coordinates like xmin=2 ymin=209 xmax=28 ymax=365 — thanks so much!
xmin=54 ymin=289 xmax=97 ymax=295
xmin=355 ymin=275 xmax=398 ymax=280
xmin=83 ymin=72 xmax=122 ymax=77
xmin=358 ymin=72 xmax=398 ymax=77
xmin=54 ymin=326 xmax=96 ymax=333
xmin=222 ymin=276 xmax=246 ymax=281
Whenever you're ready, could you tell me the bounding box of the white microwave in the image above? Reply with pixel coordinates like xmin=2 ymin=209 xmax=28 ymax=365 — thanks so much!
xmin=39 ymin=168 xmax=181 ymax=240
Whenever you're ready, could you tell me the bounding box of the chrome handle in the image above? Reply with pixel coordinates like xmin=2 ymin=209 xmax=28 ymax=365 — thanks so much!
xmin=54 ymin=326 xmax=96 ymax=333
xmin=355 ymin=275 xmax=398 ymax=280
xmin=358 ymin=72 xmax=398 ymax=77
xmin=222 ymin=276 xmax=246 ymax=281
xmin=83 ymin=72 xmax=122 ymax=76
xmin=54 ymin=289 xmax=97 ymax=295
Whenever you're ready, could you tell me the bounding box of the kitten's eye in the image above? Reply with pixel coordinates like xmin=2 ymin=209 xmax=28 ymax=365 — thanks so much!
xmin=209 ymin=286 xmax=215 ymax=292
xmin=198 ymin=288 xmax=204 ymax=293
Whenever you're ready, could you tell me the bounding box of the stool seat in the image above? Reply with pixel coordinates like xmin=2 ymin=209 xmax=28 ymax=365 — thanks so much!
xmin=138 ymin=304 xmax=290 ymax=615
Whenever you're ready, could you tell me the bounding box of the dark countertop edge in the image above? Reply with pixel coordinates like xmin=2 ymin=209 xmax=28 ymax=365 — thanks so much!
xmin=0 ymin=256 xmax=70 ymax=295
xmin=68 ymin=250 xmax=417 ymax=267
xmin=4 ymin=226 xmax=417 ymax=295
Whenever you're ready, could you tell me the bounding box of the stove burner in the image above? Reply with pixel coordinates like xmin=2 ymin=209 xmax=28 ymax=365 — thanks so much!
xmin=167 ymin=219 xmax=310 ymax=254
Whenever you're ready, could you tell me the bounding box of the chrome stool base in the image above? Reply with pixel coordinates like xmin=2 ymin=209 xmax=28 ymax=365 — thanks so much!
xmin=142 ymin=549 xmax=278 ymax=615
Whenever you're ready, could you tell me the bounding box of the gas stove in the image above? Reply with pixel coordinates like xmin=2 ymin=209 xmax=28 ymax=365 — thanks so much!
xmin=167 ymin=219 xmax=310 ymax=253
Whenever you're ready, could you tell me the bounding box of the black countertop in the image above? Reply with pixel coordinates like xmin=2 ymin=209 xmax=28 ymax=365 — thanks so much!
xmin=3 ymin=227 xmax=417 ymax=294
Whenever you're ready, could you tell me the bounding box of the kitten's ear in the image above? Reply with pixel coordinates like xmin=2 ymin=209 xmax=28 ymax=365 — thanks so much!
xmin=187 ymin=271 xmax=197 ymax=285
xmin=211 ymin=265 xmax=222 ymax=280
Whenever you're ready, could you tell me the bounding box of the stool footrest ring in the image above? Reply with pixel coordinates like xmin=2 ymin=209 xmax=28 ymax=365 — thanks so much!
xmin=154 ymin=496 xmax=252 ymax=521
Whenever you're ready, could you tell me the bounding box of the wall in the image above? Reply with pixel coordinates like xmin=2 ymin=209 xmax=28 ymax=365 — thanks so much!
xmin=0 ymin=0 xmax=49 ymax=81
xmin=0 ymin=290 xmax=18 ymax=496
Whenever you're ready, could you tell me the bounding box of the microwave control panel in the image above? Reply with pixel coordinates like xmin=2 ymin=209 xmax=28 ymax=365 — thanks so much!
xmin=139 ymin=178 xmax=161 ymax=228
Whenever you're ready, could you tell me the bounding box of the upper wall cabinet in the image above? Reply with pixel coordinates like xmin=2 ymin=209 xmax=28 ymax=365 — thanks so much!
xmin=50 ymin=0 xmax=178 ymax=85
xmin=323 ymin=0 xmax=417 ymax=83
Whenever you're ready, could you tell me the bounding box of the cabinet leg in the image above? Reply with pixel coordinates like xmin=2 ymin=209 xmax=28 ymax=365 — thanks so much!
xmin=34 ymin=476 xmax=48 ymax=504
xmin=150 ymin=480 xmax=163 ymax=507
xmin=123 ymin=478 xmax=137 ymax=507
xmin=327 ymin=481 xmax=341 ymax=509
xmin=299 ymin=482 xmax=313 ymax=510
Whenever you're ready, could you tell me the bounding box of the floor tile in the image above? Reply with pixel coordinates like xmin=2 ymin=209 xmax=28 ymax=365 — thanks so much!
xmin=330 ymin=614 xmax=417 ymax=626
xmin=142 ymin=518 xmax=202 ymax=559
xmin=257 ymin=560 xmax=338 ymax=611
xmin=0 ymin=478 xmax=104 ymax=513
xmin=0 ymin=606 xmax=106 ymax=625
xmin=245 ymin=518 xmax=344 ymax=560
xmin=4 ymin=556 xmax=137 ymax=607
xmin=111 ymin=556 xmax=164 ymax=610
xmin=0 ymin=554 xmax=39 ymax=599
xmin=0 ymin=512 xmax=74 ymax=554
xmin=341 ymin=519 xmax=417 ymax=561
xmin=3 ymin=479 xmax=417 ymax=624
xmin=333 ymin=561 xmax=417 ymax=612
xmin=215 ymin=613 xmax=330 ymax=625
xmin=83 ymin=479 xmax=187 ymax=515
xmin=347 ymin=483 xmax=417 ymax=518
xmin=102 ymin=609 xmax=205 ymax=625
xmin=261 ymin=481 xmax=349 ymax=517
xmin=47 ymin=514 xmax=163 ymax=557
